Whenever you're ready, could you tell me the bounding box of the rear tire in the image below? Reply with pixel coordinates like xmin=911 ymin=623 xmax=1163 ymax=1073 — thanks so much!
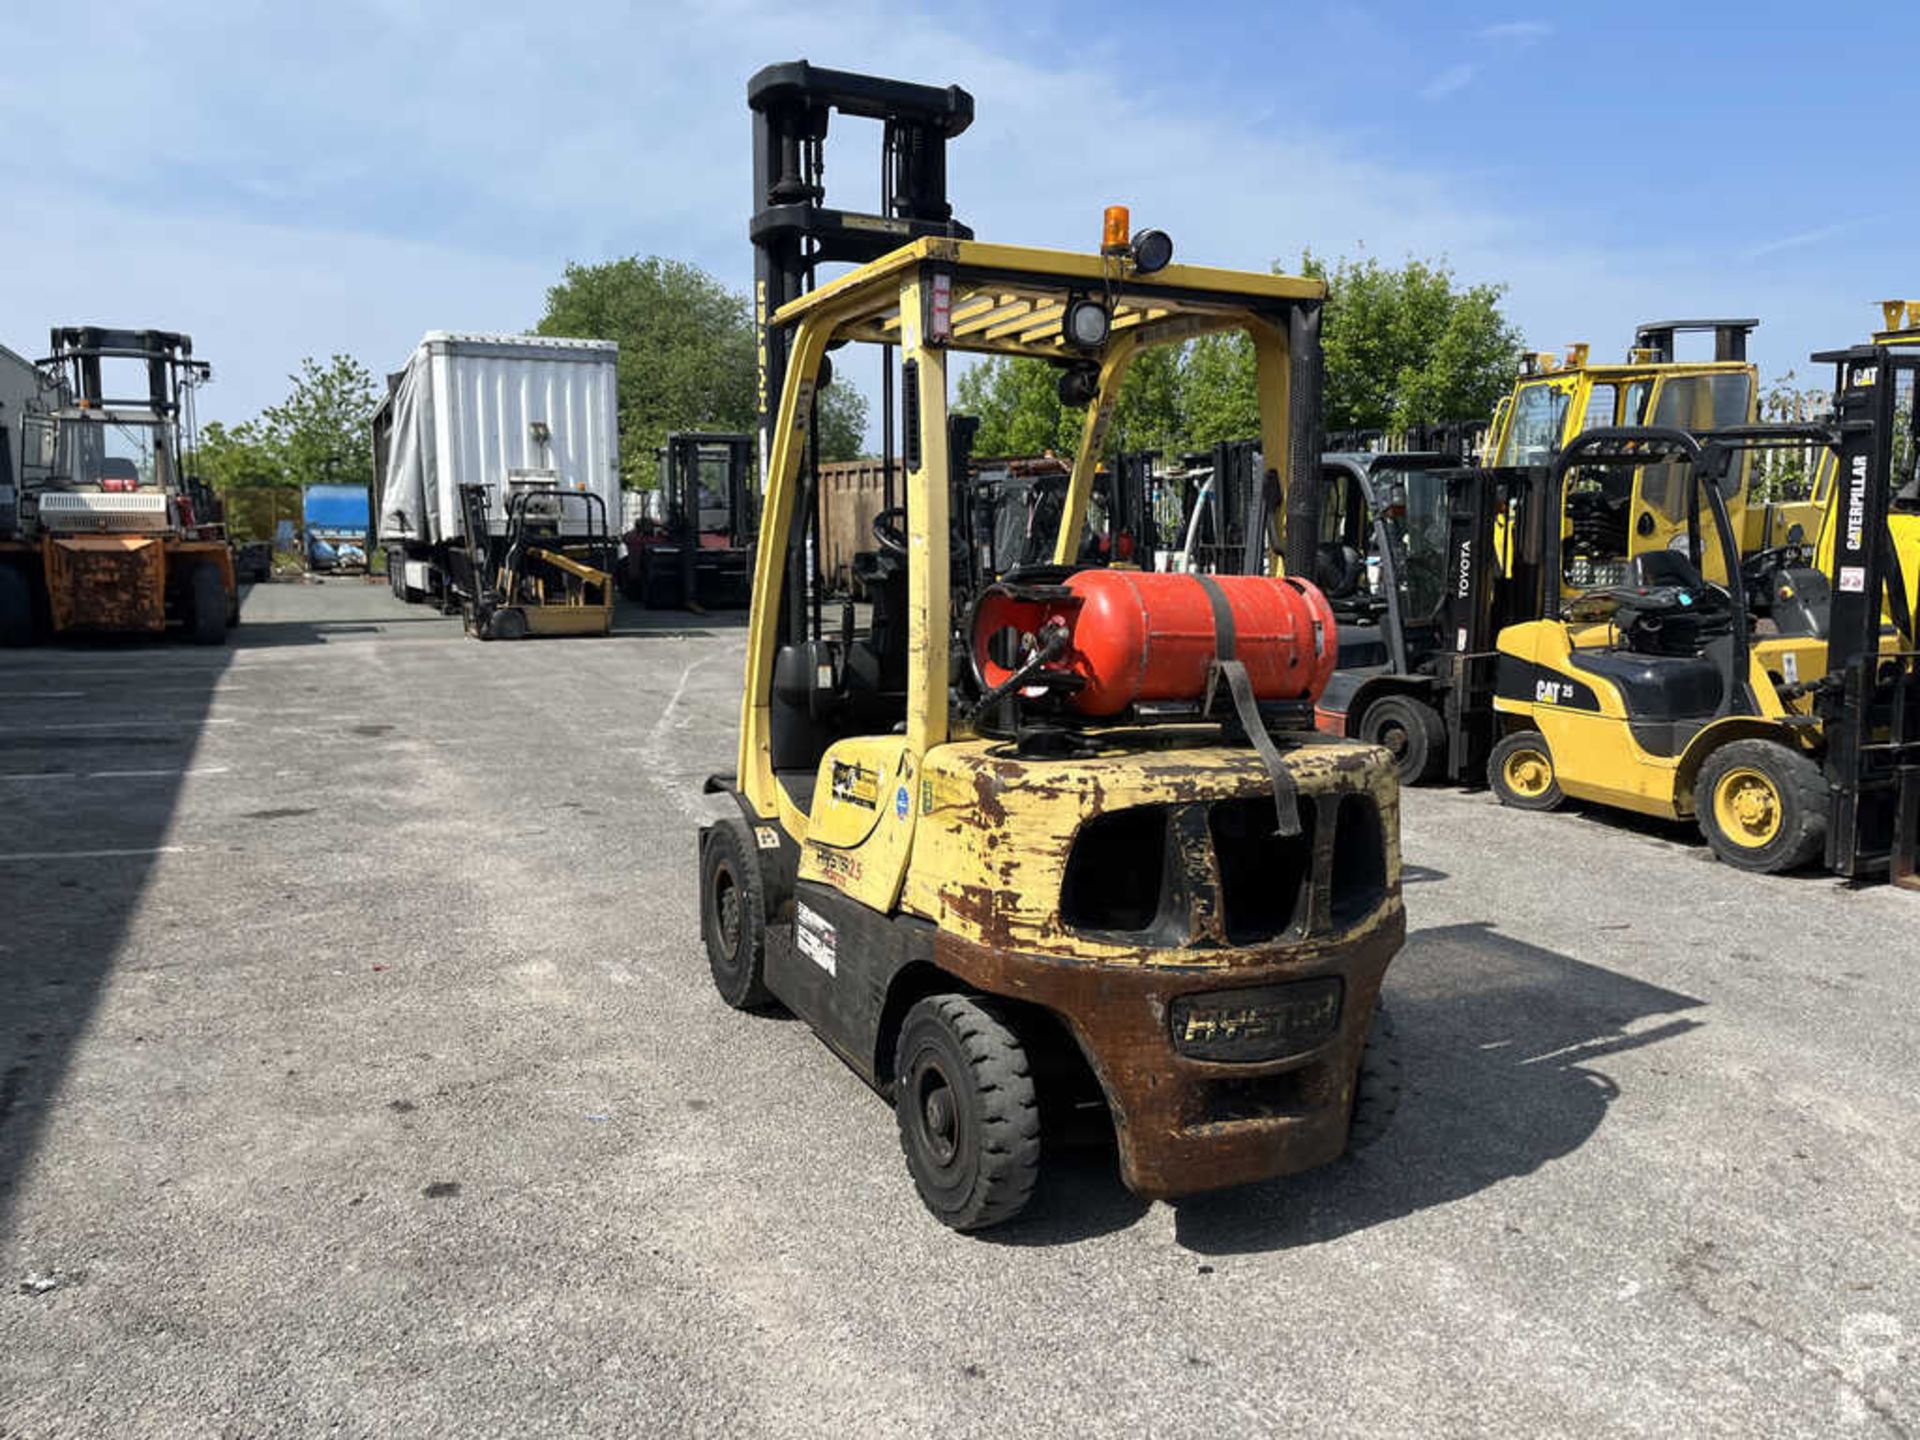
xmin=0 ymin=566 xmax=33 ymax=647
xmin=487 ymin=608 xmax=528 ymax=641
xmin=1489 ymin=730 xmax=1564 ymax=811
xmin=1346 ymin=1004 xmax=1401 ymax=1152
xmin=1694 ymin=739 xmax=1827 ymax=873
xmin=700 ymin=821 xmax=771 ymax=1009
xmin=188 ymin=565 xmax=229 ymax=645
xmin=1360 ymin=694 xmax=1447 ymax=785
xmin=894 ymin=995 xmax=1040 ymax=1230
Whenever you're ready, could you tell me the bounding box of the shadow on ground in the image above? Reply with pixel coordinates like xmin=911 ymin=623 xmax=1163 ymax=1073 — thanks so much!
xmin=0 ymin=634 xmax=233 ymax=1241
xmin=988 ymin=920 xmax=1704 ymax=1251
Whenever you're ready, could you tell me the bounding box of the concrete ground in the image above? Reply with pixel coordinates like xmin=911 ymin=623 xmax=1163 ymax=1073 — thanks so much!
xmin=1 ymin=580 xmax=1914 ymax=1438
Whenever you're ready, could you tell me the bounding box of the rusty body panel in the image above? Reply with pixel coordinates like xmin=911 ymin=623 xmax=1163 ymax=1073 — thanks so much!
xmin=46 ymin=536 xmax=167 ymax=631
xmin=935 ymin=915 xmax=1400 ymax=1197
xmin=816 ymin=458 xmax=899 ymax=594
xmin=902 ymin=731 xmax=1400 ymax=962
xmin=34 ymin=535 xmax=233 ymax=635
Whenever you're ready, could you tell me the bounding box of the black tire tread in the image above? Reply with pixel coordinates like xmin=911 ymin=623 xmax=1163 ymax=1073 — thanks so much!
xmin=701 ymin=822 xmax=771 ymax=1009
xmin=1488 ymin=729 xmax=1565 ymax=812
xmin=0 ymin=566 xmax=33 ymax=648
xmin=896 ymin=995 xmax=1040 ymax=1230
xmin=1693 ymin=738 xmax=1827 ymax=874
xmin=1347 ymin=1004 xmax=1401 ymax=1152
xmin=1361 ymin=693 xmax=1448 ymax=785
xmin=188 ymin=565 xmax=229 ymax=646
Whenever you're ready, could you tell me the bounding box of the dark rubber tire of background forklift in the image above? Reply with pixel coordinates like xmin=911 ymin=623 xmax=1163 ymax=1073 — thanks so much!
xmin=1360 ymin=694 xmax=1448 ymax=785
xmin=488 ymin=608 xmax=529 ymax=641
xmin=188 ymin=564 xmax=229 ymax=645
xmin=1346 ymin=1003 xmax=1401 ymax=1153
xmin=894 ymin=995 xmax=1041 ymax=1231
xmin=0 ymin=566 xmax=33 ymax=647
xmin=1693 ymin=738 xmax=1828 ymax=874
xmin=1487 ymin=729 xmax=1566 ymax=811
xmin=701 ymin=820 xmax=772 ymax=1009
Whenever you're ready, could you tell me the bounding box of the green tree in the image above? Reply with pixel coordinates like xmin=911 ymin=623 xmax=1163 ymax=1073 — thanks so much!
xmin=1181 ymin=333 xmax=1260 ymax=448
xmin=955 ymin=346 xmax=1186 ymax=462
xmin=537 ymin=255 xmax=867 ymax=485
xmin=194 ymin=419 xmax=285 ymax=490
xmin=1300 ymin=251 xmax=1521 ymax=432
xmin=257 ymin=355 xmax=381 ymax=488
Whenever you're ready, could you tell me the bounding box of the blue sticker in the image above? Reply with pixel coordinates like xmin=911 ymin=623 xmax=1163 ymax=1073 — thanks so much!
xmin=895 ymin=786 xmax=910 ymax=819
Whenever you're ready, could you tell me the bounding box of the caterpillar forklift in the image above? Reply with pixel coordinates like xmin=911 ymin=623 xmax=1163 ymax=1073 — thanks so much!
xmin=457 ymin=482 xmax=614 ymax=640
xmin=1487 ymin=343 xmax=1919 ymax=880
xmin=0 ymin=327 xmax=235 ymax=646
xmin=699 ymin=63 xmax=1404 ymax=1231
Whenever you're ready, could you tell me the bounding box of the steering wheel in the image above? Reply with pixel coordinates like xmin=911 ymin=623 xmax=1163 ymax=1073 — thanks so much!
xmin=872 ymin=507 xmax=909 ymax=556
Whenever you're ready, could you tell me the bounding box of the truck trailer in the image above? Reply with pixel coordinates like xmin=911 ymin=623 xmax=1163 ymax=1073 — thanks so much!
xmin=372 ymin=332 xmax=620 ymax=608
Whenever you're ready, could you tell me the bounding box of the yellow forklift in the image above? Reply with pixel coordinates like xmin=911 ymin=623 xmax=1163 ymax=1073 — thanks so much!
xmin=457 ymin=483 xmax=613 ymax=640
xmin=0 ymin=327 xmax=235 ymax=646
xmin=1487 ymin=341 xmax=1919 ymax=880
xmin=700 ymin=63 xmax=1405 ymax=1230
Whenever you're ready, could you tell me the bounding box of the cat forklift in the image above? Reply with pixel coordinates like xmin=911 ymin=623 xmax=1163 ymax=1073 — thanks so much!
xmin=1486 ymin=342 xmax=1919 ymax=880
xmin=620 ymin=431 xmax=757 ymax=609
xmin=699 ymin=63 xmax=1405 ymax=1231
xmin=0 ymin=327 xmax=235 ymax=645
xmin=457 ymin=482 xmax=614 ymax=640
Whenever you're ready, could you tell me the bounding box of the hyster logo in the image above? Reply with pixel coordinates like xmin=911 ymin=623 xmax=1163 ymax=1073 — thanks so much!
xmin=1456 ymin=539 xmax=1473 ymax=599
xmin=1846 ymin=454 xmax=1868 ymax=553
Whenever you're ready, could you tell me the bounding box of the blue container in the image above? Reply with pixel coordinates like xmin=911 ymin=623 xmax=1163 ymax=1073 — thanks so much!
xmin=303 ymin=483 xmax=370 ymax=540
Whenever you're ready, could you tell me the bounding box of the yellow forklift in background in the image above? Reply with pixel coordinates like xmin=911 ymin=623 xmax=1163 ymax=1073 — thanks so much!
xmin=699 ymin=63 xmax=1405 ymax=1231
xmin=1487 ymin=342 xmax=1918 ymax=880
xmin=0 ymin=327 xmax=235 ymax=646
xmin=456 ymin=483 xmax=614 ymax=640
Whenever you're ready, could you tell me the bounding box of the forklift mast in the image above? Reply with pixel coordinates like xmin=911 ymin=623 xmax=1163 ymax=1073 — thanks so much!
xmin=748 ymin=62 xmax=974 ymax=646
xmin=1631 ymin=318 xmax=1758 ymax=365
xmin=1815 ymin=343 xmax=1920 ymax=880
xmin=40 ymin=326 xmax=209 ymax=420
xmin=749 ymin=62 xmax=974 ymax=479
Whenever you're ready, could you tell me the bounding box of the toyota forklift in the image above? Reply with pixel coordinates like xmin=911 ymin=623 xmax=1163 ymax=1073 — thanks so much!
xmin=698 ymin=63 xmax=1405 ymax=1231
xmin=0 ymin=327 xmax=235 ymax=645
xmin=1486 ymin=344 xmax=1919 ymax=880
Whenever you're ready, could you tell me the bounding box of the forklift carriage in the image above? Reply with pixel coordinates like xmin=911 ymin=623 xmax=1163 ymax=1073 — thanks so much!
xmin=700 ymin=64 xmax=1404 ymax=1233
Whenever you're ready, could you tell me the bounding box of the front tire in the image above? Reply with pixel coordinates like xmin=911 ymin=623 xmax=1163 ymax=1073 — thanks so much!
xmin=188 ymin=565 xmax=229 ymax=645
xmin=700 ymin=822 xmax=771 ymax=1009
xmin=1694 ymin=739 xmax=1827 ymax=873
xmin=1489 ymin=730 xmax=1564 ymax=811
xmin=0 ymin=566 xmax=34 ymax=647
xmin=1360 ymin=694 xmax=1447 ymax=785
xmin=1346 ymin=1004 xmax=1401 ymax=1152
xmin=894 ymin=995 xmax=1040 ymax=1231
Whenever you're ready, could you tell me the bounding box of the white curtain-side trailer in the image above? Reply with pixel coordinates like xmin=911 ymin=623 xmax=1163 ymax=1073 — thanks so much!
xmin=372 ymin=332 xmax=619 ymax=605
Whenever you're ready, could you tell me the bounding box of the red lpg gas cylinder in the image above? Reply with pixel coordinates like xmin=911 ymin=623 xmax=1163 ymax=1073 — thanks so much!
xmin=1062 ymin=571 xmax=1337 ymax=716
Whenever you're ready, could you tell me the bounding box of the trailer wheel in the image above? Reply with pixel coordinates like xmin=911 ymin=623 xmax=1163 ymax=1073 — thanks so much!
xmin=700 ymin=821 xmax=771 ymax=1009
xmin=1694 ymin=739 xmax=1827 ymax=873
xmin=1360 ymin=694 xmax=1447 ymax=785
xmin=0 ymin=566 xmax=33 ymax=647
xmin=894 ymin=995 xmax=1040 ymax=1231
xmin=1346 ymin=1003 xmax=1401 ymax=1153
xmin=188 ymin=564 xmax=230 ymax=646
xmin=1489 ymin=730 xmax=1564 ymax=811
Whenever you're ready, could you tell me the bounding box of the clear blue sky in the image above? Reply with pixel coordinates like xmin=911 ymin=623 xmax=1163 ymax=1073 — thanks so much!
xmin=3 ymin=1 xmax=1911 ymax=427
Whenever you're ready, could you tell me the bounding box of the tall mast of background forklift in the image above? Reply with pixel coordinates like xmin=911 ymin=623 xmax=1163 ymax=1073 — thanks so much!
xmin=749 ymin=63 xmax=974 ymax=647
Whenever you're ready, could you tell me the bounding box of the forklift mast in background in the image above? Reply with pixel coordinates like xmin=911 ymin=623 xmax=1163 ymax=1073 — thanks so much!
xmin=1631 ymin=318 xmax=1757 ymax=364
xmin=749 ymin=61 xmax=974 ymax=647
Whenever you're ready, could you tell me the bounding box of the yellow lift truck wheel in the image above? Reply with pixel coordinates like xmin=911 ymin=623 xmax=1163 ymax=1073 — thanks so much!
xmin=1692 ymin=739 xmax=1827 ymax=874
xmin=1488 ymin=730 xmax=1565 ymax=812
xmin=700 ymin=820 xmax=772 ymax=1009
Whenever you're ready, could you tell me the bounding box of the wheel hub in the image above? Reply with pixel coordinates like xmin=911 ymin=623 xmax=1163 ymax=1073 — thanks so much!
xmin=1717 ymin=769 xmax=1781 ymax=845
xmin=918 ymin=1070 xmax=958 ymax=1166
xmin=715 ymin=871 xmax=741 ymax=953
xmin=1506 ymin=751 xmax=1550 ymax=796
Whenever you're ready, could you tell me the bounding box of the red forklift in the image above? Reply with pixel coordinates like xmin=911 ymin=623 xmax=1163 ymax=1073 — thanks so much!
xmin=620 ymin=431 xmax=757 ymax=609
